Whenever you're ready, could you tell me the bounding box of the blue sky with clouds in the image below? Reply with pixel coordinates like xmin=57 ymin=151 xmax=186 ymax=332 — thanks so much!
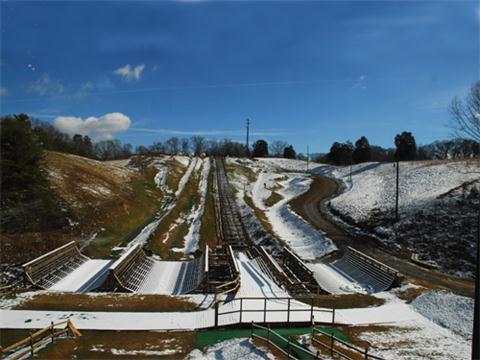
xmin=0 ymin=0 xmax=478 ymax=153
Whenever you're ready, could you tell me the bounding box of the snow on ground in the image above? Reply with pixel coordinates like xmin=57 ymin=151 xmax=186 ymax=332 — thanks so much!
xmin=49 ymin=260 xmax=112 ymax=293
xmin=188 ymin=338 xmax=274 ymax=360
xmin=357 ymin=317 xmax=471 ymax=360
xmin=328 ymin=161 xmax=479 ymax=223
xmin=227 ymin=158 xmax=336 ymax=260
xmin=175 ymin=157 xmax=197 ymax=197
xmin=174 ymin=155 xmax=191 ymax=167
xmin=307 ymin=263 xmax=366 ymax=294
xmin=182 ymin=158 xmax=210 ymax=255
xmin=235 ymin=252 xmax=288 ymax=298
xmin=118 ymin=157 xmax=198 ymax=252
xmin=410 ymin=290 xmax=474 ymax=339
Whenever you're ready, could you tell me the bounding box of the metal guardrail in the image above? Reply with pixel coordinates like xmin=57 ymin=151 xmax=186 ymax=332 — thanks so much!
xmin=251 ymin=322 xmax=324 ymax=359
xmin=214 ymin=297 xmax=335 ymax=328
xmin=312 ymin=327 xmax=385 ymax=360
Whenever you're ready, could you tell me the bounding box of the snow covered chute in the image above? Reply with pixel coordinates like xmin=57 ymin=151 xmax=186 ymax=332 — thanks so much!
xmin=330 ymin=247 xmax=398 ymax=293
xmin=104 ymin=244 xmax=210 ymax=294
xmin=22 ymin=241 xmax=89 ymax=289
xmin=282 ymin=247 xmax=326 ymax=294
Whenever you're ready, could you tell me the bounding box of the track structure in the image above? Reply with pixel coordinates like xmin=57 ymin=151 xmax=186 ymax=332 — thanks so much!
xmin=211 ymin=157 xmax=323 ymax=296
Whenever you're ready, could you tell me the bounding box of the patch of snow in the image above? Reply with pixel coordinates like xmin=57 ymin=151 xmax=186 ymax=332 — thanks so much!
xmin=252 ymin=171 xmax=336 ymax=260
xmin=410 ymin=290 xmax=474 ymax=339
xmin=188 ymin=338 xmax=274 ymax=360
xmin=174 ymin=155 xmax=191 ymax=168
xmin=329 ymin=161 xmax=480 ymax=223
xmin=175 ymin=157 xmax=198 ymax=197
xmin=183 ymin=158 xmax=211 ymax=254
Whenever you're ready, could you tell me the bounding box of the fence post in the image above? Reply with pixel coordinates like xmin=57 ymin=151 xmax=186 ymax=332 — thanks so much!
xmin=51 ymin=321 xmax=55 ymax=343
xmin=332 ymin=305 xmax=336 ymax=325
xmin=263 ymin=298 xmax=267 ymax=323
xmin=251 ymin=321 xmax=253 ymax=338
xmin=287 ymin=298 xmax=291 ymax=323
xmin=364 ymin=347 xmax=369 ymax=359
xmin=310 ymin=298 xmax=314 ymax=323
xmin=214 ymin=301 xmax=219 ymax=328
xmin=287 ymin=339 xmax=292 ymax=359
xmin=29 ymin=332 xmax=33 ymax=357
xmin=240 ymin=298 xmax=243 ymax=323
xmin=267 ymin=325 xmax=271 ymax=349
xmin=330 ymin=333 xmax=334 ymax=356
xmin=316 ymin=350 xmax=321 ymax=359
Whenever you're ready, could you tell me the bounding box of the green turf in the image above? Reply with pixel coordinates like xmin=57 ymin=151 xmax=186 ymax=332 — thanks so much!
xmin=195 ymin=326 xmax=349 ymax=353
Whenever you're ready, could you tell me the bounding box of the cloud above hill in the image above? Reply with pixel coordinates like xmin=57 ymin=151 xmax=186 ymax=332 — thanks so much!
xmin=113 ymin=64 xmax=145 ymax=81
xmin=53 ymin=112 xmax=131 ymax=140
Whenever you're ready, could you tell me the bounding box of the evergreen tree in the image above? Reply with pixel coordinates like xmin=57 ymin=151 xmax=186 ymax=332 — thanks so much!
xmin=283 ymin=145 xmax=296 ymax=159
xmin=394 ymin=132 xmax=417 ymax=161
xmin=353 ymin=136 xmax=372 ymax=163
xmin=252 ymin=139 xmax=269 ymax=157
xmin=327 ymin=141 xmax=354 ymax=165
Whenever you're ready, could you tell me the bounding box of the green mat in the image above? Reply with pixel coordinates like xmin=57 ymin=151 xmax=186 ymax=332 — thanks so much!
xmin=195 ymin=326 xmax=348 ymax=350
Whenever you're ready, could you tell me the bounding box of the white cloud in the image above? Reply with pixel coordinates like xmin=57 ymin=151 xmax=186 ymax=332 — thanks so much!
xmin=53 ymin=112 xmax=131 ymax=140
xmin=28 ymin=74 xmax=65 ymax=96
xmin=0 ymin=87 xmax=8 ymax=97
xmin=113 ymin=64 xmax=145 ymax=81
xmin=352 ymin=75 xmax=367 ymax=90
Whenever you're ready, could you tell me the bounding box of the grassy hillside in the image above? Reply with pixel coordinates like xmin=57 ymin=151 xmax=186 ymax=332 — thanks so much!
xmin=1 ymin=152 xmax=166 ymax=263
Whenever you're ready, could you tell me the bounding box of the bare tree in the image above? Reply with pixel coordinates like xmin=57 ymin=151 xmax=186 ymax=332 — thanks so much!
xmin=269 ymin=140 xmax=288 ymax=157
xmin=180 ymin=138 xmax=190 ymax=155
xmin=165 ymin=137 xmax=180 ymax=154
xmin=190 ymin=136 xmax=205 ymax=156
xmin=449 ymin=81 xmax=480 ymax=142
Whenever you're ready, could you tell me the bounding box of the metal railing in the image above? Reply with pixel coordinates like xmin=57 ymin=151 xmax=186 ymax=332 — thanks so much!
xmin=251 ymin=322 xmax=324 ymax=359
xmin=312 ymin=327 xmax=385 ymax=360
xmin=214 ymin=297 xmax=335 ymax=328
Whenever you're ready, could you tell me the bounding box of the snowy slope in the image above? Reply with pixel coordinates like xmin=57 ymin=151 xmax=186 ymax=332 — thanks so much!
xmin=328 ymin=161 xmax=479 ymax=223
xmin=227 ymin=158 xmax=336 ymax=260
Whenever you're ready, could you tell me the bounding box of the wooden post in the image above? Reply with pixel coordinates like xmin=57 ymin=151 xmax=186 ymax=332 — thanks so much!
xmin=267 ymin=325 xmax=271 ymax=349
xmin=287 ymin=340 xmax=292 ymax=359
xmin=395 ymin=161 xmax=399 ymax=222
xmin=330 ymin=333 xmax=335 ymax=356
xmin=214 ymin=301 xmax=219 ymax=328
xmin=239 ymin=298 xmax=243 ymax=323
xmin=29 ymin=332 xmax=34 ymax=357
xmin=316 ymin=350 xmax=321 ymax=359
xmin=51 ymin=321 xmax=55 ymax=343
xmin=251 ymin=321 xmax=253 ymax=338
xmin=332 ymin=306 xmax=336 ymax=325
xmin=364 ymin=347 xmax=369 ymax=359
xmin=263 ymin=298 xmax=267 ymax=323
xmin=287 ymin=298 xmax=291 ymax=323
xmin=310 ymin=298 xmax=314 ymax=323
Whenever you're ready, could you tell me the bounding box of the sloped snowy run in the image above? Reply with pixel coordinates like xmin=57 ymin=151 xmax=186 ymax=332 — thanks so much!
xmin=119 ymin=157 xmax=197 ymax=252
xmin=252 ymin=171 xmax=336 ymax=260
xmin=182 ymin=158 xmax=210 ymax=254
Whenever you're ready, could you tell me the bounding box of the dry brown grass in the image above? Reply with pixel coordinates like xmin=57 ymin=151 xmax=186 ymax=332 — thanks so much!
xmin=14 ymin=293 xmax=198 ymax=312
xmin=265 ymin=191 xmax=283 ymax=207
xmin=1 ymin=152 xmax=170 ymax=262
xmin=148 ymin=160 xmax=201 ymax=260
xmin=199 ymin=166 xmax=219 ymax=249
xmin=295 ymin=293 xmax=385 ymax=309
xmin=34 ymin=330 xmax=196 ymax=359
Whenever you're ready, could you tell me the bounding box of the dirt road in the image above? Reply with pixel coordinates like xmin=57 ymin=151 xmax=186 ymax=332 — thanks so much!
xmin=290 ymin=175 xmax=475 ymax=298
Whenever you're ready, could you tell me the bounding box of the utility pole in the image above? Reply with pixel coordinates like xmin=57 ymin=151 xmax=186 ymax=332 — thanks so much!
xmin=307 ymin=145 xmax=309 ymax=172
xmin=246 ymin=118 xmax=250 ymax=152
xmin=395 ymin=161 xmax=400 ymax=222
xmin=473 ymin=206 xmax=479 ymax=360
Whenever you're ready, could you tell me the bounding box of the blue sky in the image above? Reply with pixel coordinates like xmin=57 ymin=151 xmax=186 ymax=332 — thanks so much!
xmin=0 ymin=0 xmax=478 ymax=153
